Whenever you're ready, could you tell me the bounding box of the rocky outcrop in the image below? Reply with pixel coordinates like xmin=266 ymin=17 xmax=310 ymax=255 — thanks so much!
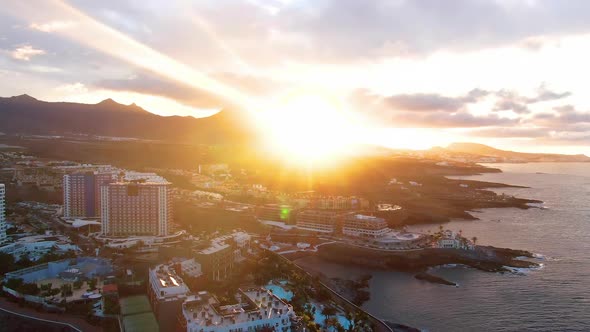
xmin=317 ymin=243 xmax=539 ymax=273
xmin=414 ymin=272 xmax=457 ymax=286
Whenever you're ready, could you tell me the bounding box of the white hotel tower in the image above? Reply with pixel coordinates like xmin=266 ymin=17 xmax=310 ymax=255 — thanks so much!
xmin=0 ymin=184 xmax=6 ymax=243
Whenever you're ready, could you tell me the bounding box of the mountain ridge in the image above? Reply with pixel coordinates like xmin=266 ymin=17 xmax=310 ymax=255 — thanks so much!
xmin=440 ymin=142 xmax=590 ymax=162
xmin=0 ymin=94 xmax=254 ymax=144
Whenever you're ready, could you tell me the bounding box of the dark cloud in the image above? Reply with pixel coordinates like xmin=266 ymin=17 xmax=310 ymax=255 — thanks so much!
xmin=22 ymin=0 xmax=590 ymax=66
xmin=349 ymin=89 xmax=514 ymax=128
xmin=378 ymin=85 xmax=570 ymax=116
xmin=385 ymin=93 xmax=466 ymax=112
xmin=493 ymin=100 xmax=529 ymax=114
xmin=526 ymin=84 xmax=571 ymax=103
xmin=95 ymin=73 xmax=228 ymax=109
xmin=279 ymin=0 xmax=590 ymax=59
xmin=390 ymin=111 xmax=515 ymax=128
xmin=468 ymin=127 xmax=548 ymax=138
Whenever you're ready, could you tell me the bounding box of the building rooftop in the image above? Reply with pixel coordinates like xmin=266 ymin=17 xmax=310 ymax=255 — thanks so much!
xmin=182 ymin=287 xmax=294 ymax=329
xmin=197 ymin=232 xmax=251 ymax=255
xmin=348 ymin=214 xmax=385 ymax=222
xmin=149 ymin=264 xmax=190 ymax=301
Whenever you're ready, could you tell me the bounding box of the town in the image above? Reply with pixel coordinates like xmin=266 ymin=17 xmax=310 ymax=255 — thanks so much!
xmin=0 ymin=148 xmax=481 ymax=332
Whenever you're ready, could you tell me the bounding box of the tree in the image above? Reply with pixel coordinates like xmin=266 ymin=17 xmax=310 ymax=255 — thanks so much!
xmin=73 ymin=280 xmax=83 ymax=290
xmin=88 ymin=278 xmax=97 ymax=290
xmin=321 ymin=306 xmax=338 ymax=320
xmin=61 ymin=284 xmax=73 ymax=297
xmin=0 ymin=252 xmax=16 ymax=274
xmin=345 ymin=311 xmax=355 ymax=332
xmin=472 ymin=236 xmax=478 ymax=246
xmin=325 ymin=317 xmax=339 ymax=330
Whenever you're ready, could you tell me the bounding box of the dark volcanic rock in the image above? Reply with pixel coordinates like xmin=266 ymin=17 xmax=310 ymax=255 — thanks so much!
xmin=317 ymin=243 xmax=539 ymax=273
xmin=414 ymin=272 xmax=457 ymax=286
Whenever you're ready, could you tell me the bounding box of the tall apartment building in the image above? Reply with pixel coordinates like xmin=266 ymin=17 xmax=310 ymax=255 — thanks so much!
xmin=63 ymin=172 xmax=114 ymax=218
xmin=100 ymin=179 xmax=171 ymax=237
xmin=0 ymin=184 xmax=6 ymax=243
xmin=295 ymin=209 xmax=350 ymax=233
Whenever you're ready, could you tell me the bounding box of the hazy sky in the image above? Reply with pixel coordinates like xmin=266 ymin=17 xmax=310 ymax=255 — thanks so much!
xmin=1 ymin=0 xmax=589 ymax=154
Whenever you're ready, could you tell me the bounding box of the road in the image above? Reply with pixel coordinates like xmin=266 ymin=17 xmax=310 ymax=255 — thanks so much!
xmin=0 ymin=298 xmax=102 ymax=332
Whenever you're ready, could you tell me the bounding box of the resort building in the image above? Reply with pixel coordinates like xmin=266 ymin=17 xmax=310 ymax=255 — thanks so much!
xmin=173 ymin=258 xmax=203 ymax=279
xmin=4 ymin=257 xmax=113 ymax=284
xmin=195 ymin=232 xmax=251 ymax=281
xmin=0 ymin=234 xmax=80 ymax=261
xmin=179 ymin=287 xmax=295 ymax=332
xmin=63 ymin=171 xmax=114 ymax=218
xmin=437 ymin=230 xmax=474 ymax=250
xmin=256 ymin=204 xmax=295 ymax=224
xmin=296 ymin=210 xmax=350 ymax=234
xmin=342 ymin=214 xmax=390 ymax=238
xmin=311 ymin=196 xmax=370 ymax=210
xmin=100 ymin=175 xmax=171 ymax=237
xmin=148 ymin=263 xmax=191 ymax=331
xmin=0 ymin=184 xmax=6 ymax=243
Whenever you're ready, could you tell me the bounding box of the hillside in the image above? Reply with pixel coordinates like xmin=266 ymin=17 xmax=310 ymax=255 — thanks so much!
xmin=445 ymin=142 xmax=590 ymax=162
xmin=0 ymin=94 xmax=255 ymax=144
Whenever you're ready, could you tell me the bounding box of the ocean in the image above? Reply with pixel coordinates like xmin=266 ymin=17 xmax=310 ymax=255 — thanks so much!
xmin=298 ymin=163 xmax=590 ymax=331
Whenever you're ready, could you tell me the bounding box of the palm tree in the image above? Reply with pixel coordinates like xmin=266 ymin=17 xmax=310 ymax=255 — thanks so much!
xmin=345 ymin=311 xmax=355 ymax=332
xmin=322 ymin=306 xmax=338 ymax=321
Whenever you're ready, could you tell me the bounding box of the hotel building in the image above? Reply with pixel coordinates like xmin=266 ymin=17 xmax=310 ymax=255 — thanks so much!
xmin=194 ymin=232 xmax=251 ymax=281
xmin=0 ymin=184 xmax=6 ymax=243
xmin=63 ymin=171 xmax=114 ymax=218
xmin=256 ymin=204 xmax=295 ymax=224
xmin=100 ymin=176 xmax=171 ymax=237
xmin=148 ymin=263 xmax=191 ymax=331
xmin=311 ymin=196 xmax=370 ymax=210
xmin=179 ymin=287 xmax=295 ymax=332
xmin=342 ymin=214 xmax=390 ymax=238
xmin=295 ymin=209 xmax=350 ymax=234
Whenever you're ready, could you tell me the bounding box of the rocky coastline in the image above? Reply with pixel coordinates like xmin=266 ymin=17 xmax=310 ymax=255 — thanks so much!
xmin=315 ymin=243 xmax=539 ymax=274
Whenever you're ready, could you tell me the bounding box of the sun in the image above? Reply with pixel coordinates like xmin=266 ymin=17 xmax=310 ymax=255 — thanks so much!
xmin=257 ymin=90 xmax=358 ymax=165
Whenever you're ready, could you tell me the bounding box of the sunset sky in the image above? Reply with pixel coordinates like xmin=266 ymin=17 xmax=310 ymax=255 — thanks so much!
xmin=1 ymin=0 xmax=589 ymax=155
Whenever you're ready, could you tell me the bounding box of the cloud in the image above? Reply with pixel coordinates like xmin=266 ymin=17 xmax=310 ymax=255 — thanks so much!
xmin=10 ymin=45 xmax=46 ymax=61
xmin=526 ymin=84 xmax=571 ymax=103
xmin=55 ymin=82 xmax=88 ymax=94
xmin=389 ymin=111 xmax=515 ymax=128
xmin=351 ymin=85 xmax=578 ymax=130
xmin=493 ymin=99 xmax=529 ymax=114
xmin=94 ymin=72 xmax=231 ymax=110
xmin=30 ymin=21 xmax=76 ymax=32
xmin=385 ymin=93 xmax=467 ymax=112
xmin=276 ymin=0 xmax=590 ymax=60
xmin=468 ymin=127 xmax=548 ymax=138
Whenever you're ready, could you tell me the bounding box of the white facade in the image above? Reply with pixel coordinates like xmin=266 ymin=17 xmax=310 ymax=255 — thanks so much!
xmin=62 ymin=176 xmax=71 ymax=218
xmin=0 ymin=234 xmax=80 ymax=261
xmin=437 ymin=230 xmax=474 ymax=250
xmin=0 ymin=184 xmax=5 ymax=243
xmin=342 ymin=214 xmax=390 ymax=238
xmin=149 ymin=264 xmax=191 ymax=301
xmin=182 ymin=288 xmax=295 ymax=332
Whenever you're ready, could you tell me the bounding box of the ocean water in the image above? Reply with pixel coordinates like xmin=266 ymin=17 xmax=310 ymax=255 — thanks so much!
xmin=301 ymin=163 xmax=590 ymax=331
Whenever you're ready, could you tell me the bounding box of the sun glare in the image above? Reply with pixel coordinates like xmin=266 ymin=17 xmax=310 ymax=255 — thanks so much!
xmin=259 ymin=91 xmax=358 ymax=165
